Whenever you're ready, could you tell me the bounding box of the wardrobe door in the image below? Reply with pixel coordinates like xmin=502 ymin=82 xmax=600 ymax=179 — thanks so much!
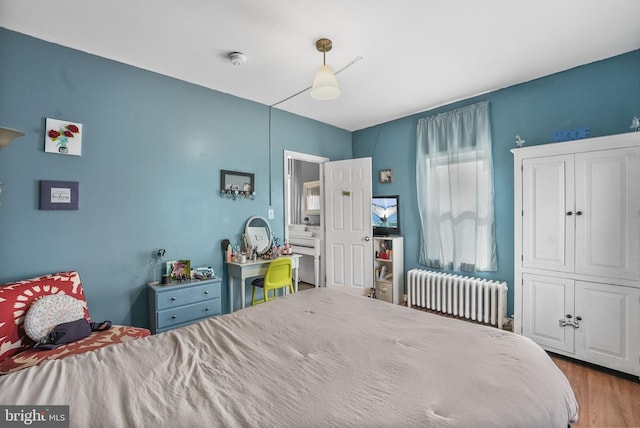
xmin=574 ymin=147 xmax=640 ymax=280
xmin=522 ymin=274 xmax=574 ymax=353
xmin=522 ymin=155 xmax=574 ymax=273
xmin=574 ymin=280 xmax=640 ymax=375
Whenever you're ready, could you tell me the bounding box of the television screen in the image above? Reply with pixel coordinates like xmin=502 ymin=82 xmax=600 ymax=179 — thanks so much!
xmin=372 ymin=195 xmax=400 ymax=236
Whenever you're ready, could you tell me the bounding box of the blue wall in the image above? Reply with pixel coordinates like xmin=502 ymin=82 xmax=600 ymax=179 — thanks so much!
xmin=0 ymin=29 xmax=352 ymax=326
xmin=353 ymin=49 xmax=640 ymax=316
xmin=1 ymin=27 xmax=638 ymax=325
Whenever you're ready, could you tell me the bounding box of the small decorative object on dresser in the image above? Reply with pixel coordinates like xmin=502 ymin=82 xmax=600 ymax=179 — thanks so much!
xmin=148 ymin=277 xmax=222 ymax=334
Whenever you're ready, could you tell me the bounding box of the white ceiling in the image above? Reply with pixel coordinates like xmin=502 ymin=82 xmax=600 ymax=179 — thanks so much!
xmin=1 ymin=0 xmax=639 ymax=131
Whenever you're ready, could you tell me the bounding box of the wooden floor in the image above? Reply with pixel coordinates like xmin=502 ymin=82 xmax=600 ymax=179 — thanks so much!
xmin=550 ymin=354 xmax=640 ymax=427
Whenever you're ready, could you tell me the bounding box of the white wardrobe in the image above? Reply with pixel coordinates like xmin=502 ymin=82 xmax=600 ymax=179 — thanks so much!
xmin=513 ymin=132 xmax=640 ymax=376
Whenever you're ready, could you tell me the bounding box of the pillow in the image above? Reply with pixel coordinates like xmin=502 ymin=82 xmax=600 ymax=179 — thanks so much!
xmin=24 ymin=294 xmax=85 ymax=343
xmin=0 ymin=271 xmax=89 ymax=361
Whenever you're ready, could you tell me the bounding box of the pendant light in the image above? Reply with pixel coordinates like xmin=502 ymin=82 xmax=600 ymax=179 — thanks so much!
xmin=311 ymin=38 xmax=340 ymax=100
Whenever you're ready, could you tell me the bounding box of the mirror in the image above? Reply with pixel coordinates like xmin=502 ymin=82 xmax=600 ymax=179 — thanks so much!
xmin=244 ymin=216 xmax=272 ymax=255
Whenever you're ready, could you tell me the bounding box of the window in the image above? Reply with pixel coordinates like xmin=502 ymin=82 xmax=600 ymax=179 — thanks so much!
xmin=416 ymin=101 xmax=496 ymax=272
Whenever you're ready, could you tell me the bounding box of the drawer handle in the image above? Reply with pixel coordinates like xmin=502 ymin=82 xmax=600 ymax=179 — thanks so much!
xmin=205 ymin=307 xmax=210 ymax=312
xmin=204 ymin=290 xmax=209 ymax=295
xmin=171 ymin=297 xmax=177 ymax=301
xmin=171 ymin=315 xmax=177 ymax=319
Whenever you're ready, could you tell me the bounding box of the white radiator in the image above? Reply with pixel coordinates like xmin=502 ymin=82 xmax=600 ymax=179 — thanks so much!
xmin=407 ymin=269 xmax=508 ymax=328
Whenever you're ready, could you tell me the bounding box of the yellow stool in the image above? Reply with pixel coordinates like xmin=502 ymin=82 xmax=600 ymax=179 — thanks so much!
xmin=251 ymin=258 xmax=294 ymax=305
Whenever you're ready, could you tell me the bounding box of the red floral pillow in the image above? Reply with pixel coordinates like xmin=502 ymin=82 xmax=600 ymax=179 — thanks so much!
xmin=0 ymin=271 xmax=89 ymax=362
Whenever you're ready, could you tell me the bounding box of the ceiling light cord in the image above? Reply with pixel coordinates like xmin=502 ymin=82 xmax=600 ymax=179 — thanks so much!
xmin=268 ymin=106 xmax=272 ymax=206
xmin=266 ymin=53 xmax=362 ymax=207
xmin=271 ymin=56 xmax=363 ymax=108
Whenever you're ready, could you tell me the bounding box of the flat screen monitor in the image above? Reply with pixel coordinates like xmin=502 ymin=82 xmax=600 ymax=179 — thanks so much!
xmin=372 ymin=195 xmax=400 ymax=236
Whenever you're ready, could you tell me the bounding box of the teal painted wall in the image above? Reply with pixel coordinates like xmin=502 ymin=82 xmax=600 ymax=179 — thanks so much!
xmin=353 ymin=49 xmax=640 ymax=316
xmin=0 ymin=29 xmax=352 ymax=326
xmin=1 ymin=27 xmax=637 ymax=325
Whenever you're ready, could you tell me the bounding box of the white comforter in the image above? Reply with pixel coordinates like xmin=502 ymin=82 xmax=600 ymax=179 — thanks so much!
xmin=0 ymin=287 xmax=578 ymax=427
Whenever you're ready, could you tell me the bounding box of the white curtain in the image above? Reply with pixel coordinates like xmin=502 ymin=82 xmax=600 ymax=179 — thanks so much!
xmin=416 ymin=101 xmax=497 ymax=272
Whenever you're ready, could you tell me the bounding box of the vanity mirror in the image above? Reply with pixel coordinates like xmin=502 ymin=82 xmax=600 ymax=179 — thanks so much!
xmin=244 ymin=216 xmax=272 ymax=255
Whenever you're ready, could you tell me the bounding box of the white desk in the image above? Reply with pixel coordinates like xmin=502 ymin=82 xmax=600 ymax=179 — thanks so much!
xmin=226 ymin=254 xmax=302 ymax=312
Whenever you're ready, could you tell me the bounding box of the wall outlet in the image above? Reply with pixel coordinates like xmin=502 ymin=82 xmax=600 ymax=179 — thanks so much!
xmin=268 ymin=208 xmax=274 ymax=219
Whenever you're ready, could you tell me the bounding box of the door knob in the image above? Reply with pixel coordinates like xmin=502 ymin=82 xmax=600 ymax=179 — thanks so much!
xmin=364 ymin=236 xmax=371 ymax=241
xmin=566 ymin=211 xmax=573 ymax=216
xmin=576 ymin=211 xmax=583 ymax=216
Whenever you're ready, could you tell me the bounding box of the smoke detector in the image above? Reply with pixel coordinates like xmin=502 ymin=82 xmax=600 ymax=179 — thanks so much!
xmin=228 ymin=52 xmax=247 ymax=66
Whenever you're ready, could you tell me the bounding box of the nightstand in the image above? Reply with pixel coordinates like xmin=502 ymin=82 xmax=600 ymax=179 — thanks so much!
xmin=148 ymin=277 xmax=222 ymax=334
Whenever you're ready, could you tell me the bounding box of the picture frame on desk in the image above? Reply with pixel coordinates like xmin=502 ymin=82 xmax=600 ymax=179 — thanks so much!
xmin=165 ymin=260 xmax=191 ymax=282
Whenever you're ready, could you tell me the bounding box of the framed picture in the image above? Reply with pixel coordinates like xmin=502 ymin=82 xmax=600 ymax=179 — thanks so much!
xmin=165 ymin=260 xmax=191 ymax=281
xmin=45 ymin=118 xmax=83 ymax=156
xmin=220 ymin=170 xmax=254 ymax=194
xmin=380 ymin=169 xmax=392 ymax=183
xmin=39 ymin=180 xmax=79 ymax=210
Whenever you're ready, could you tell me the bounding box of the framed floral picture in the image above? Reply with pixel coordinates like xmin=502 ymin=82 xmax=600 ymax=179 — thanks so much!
xmin=45 ymin=118 xmax=83 ymax=156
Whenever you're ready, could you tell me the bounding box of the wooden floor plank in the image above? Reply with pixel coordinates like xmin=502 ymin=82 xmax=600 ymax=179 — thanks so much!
xmin=550 ymin=354 xmax=640 ymax=427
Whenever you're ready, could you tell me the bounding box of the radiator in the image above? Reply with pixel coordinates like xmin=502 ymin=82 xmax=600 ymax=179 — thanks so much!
xmin=407 ymin=269 xmax=508 ymax=328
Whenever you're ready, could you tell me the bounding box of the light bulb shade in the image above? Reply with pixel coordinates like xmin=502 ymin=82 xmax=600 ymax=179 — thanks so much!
xmin=0 ymin=127 xmax=24 ymax=148
xmin=311 ymin=65 xmax=340 ymax=100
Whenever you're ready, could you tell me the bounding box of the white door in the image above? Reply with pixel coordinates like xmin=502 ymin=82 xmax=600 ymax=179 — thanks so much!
xmin=522 ymin=274 xmax=574 ymax=353
xmin=522 ymin=155 xmax=575 ymax=272
xmin=574 ymin=281 xmax=640 ymax=374
xmin=575 ymin=147 xmax=640 ymax=280
xmin=324 ymin=158 xmax=373 ymax=289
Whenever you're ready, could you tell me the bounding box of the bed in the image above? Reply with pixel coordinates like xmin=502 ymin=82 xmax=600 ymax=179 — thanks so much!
xmin=0 ymin=287 xmax=578 ymax=427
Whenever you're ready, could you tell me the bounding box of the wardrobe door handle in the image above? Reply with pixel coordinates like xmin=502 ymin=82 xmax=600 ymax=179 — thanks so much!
xmin=566 ymin=211 xmax=573 ymax=216
xmin=576 ymin=211 xmax=583 ymax=216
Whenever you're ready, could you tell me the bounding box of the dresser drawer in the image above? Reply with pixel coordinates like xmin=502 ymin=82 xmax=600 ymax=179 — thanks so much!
xmin=155 ymin=282 xmax=221 ymax=311
xmin=148 ymin=277 xmax=222 ymax=334
xmin=156 ymin=298 xmax=221 ymax=331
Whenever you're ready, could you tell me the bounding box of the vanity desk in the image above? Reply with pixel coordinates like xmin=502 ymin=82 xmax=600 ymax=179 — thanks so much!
xmin=226 ymin=254 xmax=301 ymax=312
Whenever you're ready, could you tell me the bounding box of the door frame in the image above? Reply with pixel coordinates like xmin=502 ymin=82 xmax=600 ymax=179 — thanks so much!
xmin=283 ymin=150 xmax=329 ymax=285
